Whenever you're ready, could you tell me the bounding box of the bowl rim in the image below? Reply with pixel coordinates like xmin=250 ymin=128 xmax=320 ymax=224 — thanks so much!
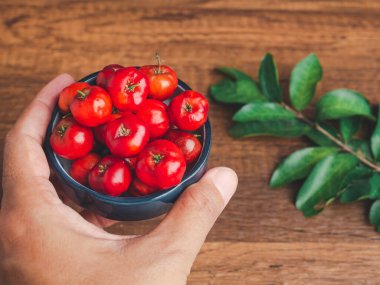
xmin=44 ymin=71 xmax=211 ymax=205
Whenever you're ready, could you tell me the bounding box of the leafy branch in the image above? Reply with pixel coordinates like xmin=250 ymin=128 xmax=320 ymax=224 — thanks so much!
xmin=210 ymin=53 xmax=380 ymax=232
xmin=281 ymin=102 xmax=380 ymax=172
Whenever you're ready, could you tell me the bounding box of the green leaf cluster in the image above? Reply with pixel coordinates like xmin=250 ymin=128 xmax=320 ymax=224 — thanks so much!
xmin=210 ymin=53 xmax=380 ymax=232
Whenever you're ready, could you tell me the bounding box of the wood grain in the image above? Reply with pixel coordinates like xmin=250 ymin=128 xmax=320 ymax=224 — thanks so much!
xmin=1 ymin=0 xmax=380 ymax=283
xmin=189 ymin=242 xmax=380 ymax=285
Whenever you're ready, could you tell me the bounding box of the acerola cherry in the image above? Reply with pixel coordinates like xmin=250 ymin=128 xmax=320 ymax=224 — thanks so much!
xmin=168 ymin=90 xmax=209 ymax=131
xmin=88 ymin=155 xmax=132 ymax=196
xmin=70 ymin=86 xmax=112 ymax=127
xmin=136 ymin=99 xmax=170 ymax=139
xmin=136 ymin=139 xmax=186 ymax=189
xmin=106 ymin=67 xmax=149 ymax=112
xmin=123 ymin=156 xmax=137 ymax=170
xmin=96 ymin=64 xmax=124 ymax=88
xmin=93 ymin=112 xmax=124 ymax=145
xmin=70 ymin=153 xmax=101 ymax=185
xmin=105 ymin=113 xmax=150 ymax=157
xmin=140 ymin=55 xmax=178 ymax=100
xmin=50 ymin=118 xmax=94 ymax=159
xmin=58 ymin=82 xmax=90 ymax=113
xmin=129 ymin=178 xmax=158 ymax=197
xmin=165 ymin=130 xmax=202 ymax=164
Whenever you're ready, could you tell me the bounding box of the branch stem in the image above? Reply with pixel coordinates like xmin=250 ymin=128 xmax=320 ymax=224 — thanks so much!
xmin=155 ymin=52 xmax=161 ymax=74
xmin=281 ymin=103 xmax=380 ymax=172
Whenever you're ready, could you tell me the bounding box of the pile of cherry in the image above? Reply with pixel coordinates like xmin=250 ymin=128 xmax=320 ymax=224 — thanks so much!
xmin=50 ymin=63 xmax=209 ymax=197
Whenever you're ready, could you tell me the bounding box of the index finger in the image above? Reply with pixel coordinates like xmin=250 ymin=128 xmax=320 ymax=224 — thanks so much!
xmin=13 ymin=73 xmax=75 ymax=144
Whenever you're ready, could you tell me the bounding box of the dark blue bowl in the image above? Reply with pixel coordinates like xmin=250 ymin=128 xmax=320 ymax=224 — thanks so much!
xmin=44 ymin=71 xmax=211 ymax=221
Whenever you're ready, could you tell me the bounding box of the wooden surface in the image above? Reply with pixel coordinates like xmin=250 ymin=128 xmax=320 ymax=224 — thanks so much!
xmin=1 ymin=0 xmax=380 ymax=284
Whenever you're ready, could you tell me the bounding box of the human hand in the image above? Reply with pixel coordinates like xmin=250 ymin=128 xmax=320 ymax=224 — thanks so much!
xmin=0 ymin=74 xmax=238 ymax=285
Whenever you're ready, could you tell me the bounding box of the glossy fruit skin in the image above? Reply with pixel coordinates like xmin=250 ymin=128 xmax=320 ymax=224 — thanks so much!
xmin=136 ymin=139 xmax=186 ymax=190
xmin=96 ymin=64 xmax=124 ymax=88
xmin=165 ymin=130 xmax=202 ymax=164
xmin=70 ymin=86 xmax=113 ymax=127
xmin=107 ymin=67 xmax=149 ymax=112
xmin=123 ymin=156 xmax=137 ymax=170
xmin=69 ymin=153 xmax=101 ymax=185
xmin=168 ymin=90 xmax=209 ymax=131
xmin=136 ymin=99 xmax=170 ymax=139
xmin=88 ymin=155 xmax=132 ymax=196
xmin=50 ymin=118 xmax=94 ymax=159
xmin=58 ymin=82 xmax=90 ymax=113
xmin=129 ymin=178 xmax=158 ymax=197
xmin=93 ymin=113 xmax=124 ymax=145
xmin=139 ymin=65 xmax=178 ymax=101
xmin=105 ymin=113 xmax=150 ymax=157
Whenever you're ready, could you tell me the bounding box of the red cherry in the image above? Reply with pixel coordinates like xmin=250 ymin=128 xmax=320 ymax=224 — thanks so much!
xmin=136 ymin=139 xmax=186 ymax=189
xmin=96 ymin=64 xmax=124 ymax=88
xmin=168 ymin=90 xmax=209 ymax=131
xmin=123 ymin=156 xmax=137 ymax=170
xmin=129 ymin=178 xmax=159 ymax=197
xmin=70 ymin=153 xmax=101 ymax=185
xmin=58 ymin=82 xmax=90 ymax=114
xmin=93 ymin=112 xmax=124 ymax=145
xmin=89 ymin=155 xmax=132 ymax=196
xmin=105 ymin=113 xmax=150 ymax=157
xmin=70 ymin=86 xmax=113 ymax=127
xmin=106 ymin=67 xmax=149 ymax=112
xmin=165 ymin=130 xmax=202 ymax=164
xmin=50 ymin=118 xmax=94 ymax=160
xmin=140 ymin=62 xmax=178 ymax=101
xmin=136 ymin=99 xmax=170 ymax=139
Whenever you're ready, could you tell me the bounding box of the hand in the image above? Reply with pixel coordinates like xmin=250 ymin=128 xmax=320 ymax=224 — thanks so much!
xmin=0 ymin=74 xmax=238 ymax=285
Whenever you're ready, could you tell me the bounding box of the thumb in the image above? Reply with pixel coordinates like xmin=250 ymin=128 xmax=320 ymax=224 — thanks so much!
xmin=153 ymin=167 xmax=238 ymax=260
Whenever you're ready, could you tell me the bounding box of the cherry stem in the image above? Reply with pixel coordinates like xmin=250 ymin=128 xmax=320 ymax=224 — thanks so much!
xmin=280 ymin=102 xmax=380 ymax=172
xmin=76 ymin=90 xmax=87 ymax=99
xmin=184 ymin=102 xmax=192 ymax=112
xmin=153 ymin=154 xmax=164 ymax=164
xmin=115 ymin=125 xmax=131 ymax=138
xmin=98 ymin=164 xmax=107 ymax=174
xmin=57 ymin=125 xmax=68 ymax=137
xmin=155 ymin=52 xmax=162 ymax=74
xmin=126 ymin=83 xmax=140 ymax=92
xmin=62 ymin=112 xmax=72 ymax=119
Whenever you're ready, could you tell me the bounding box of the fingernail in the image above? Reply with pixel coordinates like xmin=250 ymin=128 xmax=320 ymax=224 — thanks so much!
xmin=210 ymin=167 xmax=238 ymax=205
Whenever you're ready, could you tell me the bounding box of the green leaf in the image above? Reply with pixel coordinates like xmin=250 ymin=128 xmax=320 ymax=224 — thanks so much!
xmin=369 ymin=200 xmax=380 ymax=229
xmin=303 ymin=208 xmax=323 ymax=217
xmin=229 ymin=119 xmax=311 ymax=138
xmin=305 ymin=122 xmax=339 ymax=147
xmin=341 ymin=165 xmax=374 ymax=187
xmin=340 ymin=173 xmax=380 ymax=203
xmin=259 ymin=53 xmax=282 ymax=102
xmin=289 ymin=54 xmax=323 ymax=111
xmin=295 ymin=153 xmax=358 ymax=216
xmin=340 ymin=117 xmax=362 ymax=143
xmin=349 ymin=139 xmax=373 ymax=160
xmin=315 ymin=89 xmax=374 ymax=121
xmin=215 ymin=67 xmax=253 ymax=81
xmin=232 ymin=102 xmax=294 ymax=122
xmin=338 ymin=165 xmax=374 ymax=202
xmin=270 ymin=147 xmax=339 ymax=188
xmin=211 ymin=67 xmax=265 ymax=104
xmin=339 ymin=180 xmax=371 ymax=203
xmin=370 ymin=105 xmax=380 ymax=161
xmin=370 ymin=173 xmax=380 ymax=195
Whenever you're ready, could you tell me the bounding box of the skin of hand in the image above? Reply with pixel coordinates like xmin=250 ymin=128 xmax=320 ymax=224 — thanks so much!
xmin=0 ymin=74 xmax=238 ymax=285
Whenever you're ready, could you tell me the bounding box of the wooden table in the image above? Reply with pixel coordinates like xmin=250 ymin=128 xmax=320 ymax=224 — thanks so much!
xmin=1 ymin=1 xmax=380 ymax=284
